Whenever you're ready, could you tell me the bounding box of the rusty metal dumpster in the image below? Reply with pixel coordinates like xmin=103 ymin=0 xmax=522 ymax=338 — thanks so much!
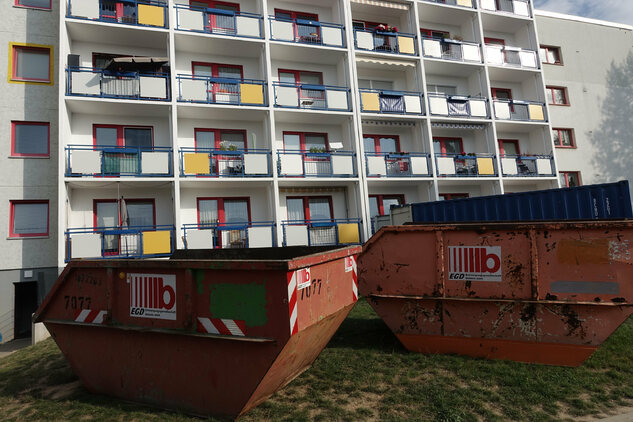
xmin=34 ymin=246 xmax=360 ymax=419
xmin=358 ymin=222 xmax=633 ymax=367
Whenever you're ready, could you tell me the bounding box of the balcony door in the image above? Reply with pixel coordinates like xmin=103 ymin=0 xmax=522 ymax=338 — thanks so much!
xmin=275 ymin=9 xmax=320 ymax=43
xmin=498 ymin=139 xmax=520 ymax=156
xmin=100 ymin=0 xmax=136 ymax=24
xmin=433 ymin=137 xmax=464 ymax=155
xmin=198 ymin=197 xmax=251 ymax=248
xmin=190 ymin=1 xmax=240 ymax=34
xmin=279 ymin=69 xmax=324 ymax=107
xmin=369 ymin=195 xmax=404 ymax=218
xmin=195 ymin=129 xmax=246 ymax=175
xmin=363 ymin=135 xmax=400 ymax=153
xmin=94 ymin=125 xmax=153 ymax=174
xmin=94 ymin=199 xmax=155 ymax=256
xmin=193 ymin=62 xmax=243 ymax=103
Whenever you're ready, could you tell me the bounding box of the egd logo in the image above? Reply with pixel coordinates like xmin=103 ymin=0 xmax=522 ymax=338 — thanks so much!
xmin=128 ymin=273 xmax=177 ymax=320
xmin=448 ymin=246 xmax=502 ymax=282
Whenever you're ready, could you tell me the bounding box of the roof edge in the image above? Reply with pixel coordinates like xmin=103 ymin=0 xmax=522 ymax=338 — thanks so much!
xmin=535 ymin=9 xmax=633 ymax=31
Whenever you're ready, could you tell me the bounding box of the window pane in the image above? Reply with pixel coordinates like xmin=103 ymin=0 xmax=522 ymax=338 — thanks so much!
xmin=372 ymin=80 xmax=394 ymax=90
xmin=95 ymin=127 xmax=118 ymax=146
xmin=559 ymin=173 xmax=566 ymax=187
xmin=284 ymin=134 xmax=301 ymax=150
xmin=383 ymin=198 xmax=401 ymax=214
xmin=444 ymin=140 xmax=462 ymax=154
xmin=224 ymin=200 xmax=249 ymax=223
xmin=96 ymin=202 xmax=118 ymax=227
xmin=552 ymin=130 xmax=561 ymax=146
xmin=501 ymin=142 xmax=518 ymax=155
xmin=220 ymin=132 xmax=245 ymax=149
xmin=369 ymin=197 xmax=379 ymax=218
xmin=124 ymin=128 xmax=152 ymax=148
xmin=13 ymin=202 xmax=48 ymax=234
xmin=305 ymin=135 xmax=326 ymax=150
xmin=287 ymin=198 xmax=305 ymax=221
xmin=18 ymin=0 xmax=50 ymax=8
xmin=567 ymin=173 xmax=580 ymax=187
xmin=15 ymin=48 xmax=50 ymax=81
xmin=300 ymin=72 xmax=321 ymax=85
xmin=217 ymin=66 xmax=241 ymax=79
xmin=127 ymin=202 xmax=154 ymax=226
xmin=199 ymin=200 xmax=218 ymax=225
xmin=363 ymin=137 xmax=376 ymax=153
xmin=494 ymin=90 xmax=511 ymax=100
xmin=279 ymin=72 xmax=296 ymax=84
xmin=14 ymin=123 xmax=48 ymax=155
xmin=308 ymin=198 xmax=331 ymax=220
xmin=554 ymin=89 xmax=566 ymax=104
xmin=560 ymin=130 xmax=572 ymax=146
xmin=546 ymin=89 xmax=554 ymax=104
xmin=190 ymin=1 xmax=208 ymax=8
xmin=379 ymin=137 xmax=397 ymax=153
xmin=193 ymin=64 xmax=213 ymax=77
xmin=215 ymin=4 xmax=239 ymax=12
xmin=538 ymin=48 xmax=547 ymax=62
xmin=196 ymin=131 xmax=215 ymax=149
xmin=549 ymin=49 xmax=560 ymax=63
xmin=275 ymin=11 xmax=292 ymax=19
xmin=358 ymin=79 xmax=371 ymax=89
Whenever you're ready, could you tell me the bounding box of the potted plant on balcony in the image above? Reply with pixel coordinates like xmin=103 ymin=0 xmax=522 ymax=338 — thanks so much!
xmin=309 ymin=147 xmax=326 ymax=153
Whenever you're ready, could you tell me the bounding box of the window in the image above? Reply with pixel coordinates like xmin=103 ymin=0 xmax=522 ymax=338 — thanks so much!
xmin=369 ymin=195 xmax=405 ymax=218
xmin=484 ymin=37 xmax=505 ymax=46
xmin=358 ymin=79 xmax=394 ymax=91
xmin=427 ymin=84 xmax=457 ymax=96
xmin=283 ymin=132 xmax=328 ymax=151
xmin=195 ymin=128 xmax=246 ymax=150
xmin=190 ymin=0 xmax=239 ymax=10
xmin=560 ymin=172 xmax=581 ymax=188
xmin=9 ymin=43 xmax=52 ymax=84
xmin=275 ymin=9 xmax=318 ymax=21
xmin=546 ymin=86 xmax=569 ymax=105
xmin=439 ymin=193 xmax=470 ymax=201
xmin=286 ymin=197 xmax=333 ymax=222
xmin=94 ymin=199 xmax=156 ymax=228
xmin=491 ymin=88 xmax=512 ymax=101
xmin=498 ymin=139 xmax=520 ymax=156
xmin=279 ymin=69 xmax=323 ymax=85
xmin=433 ymin=137 xmax=464 ymax=155
xmin=93 ymin=125 xmax=153 ymax=148
xmin=15 ymin=0 xmax=51 ymax=10
xmin=553 ymin=128 xmax=575 ymax=148
xmin=197 ymin=197 xmax=251 ymax=225
xmin=363 ymin=135 xmax=400 ymax=153
xmin=11 ymin=121 xmax=49 ymax=157
xmin=353 ymin=20 xmax=386 ymax=31
xmin=420 ymin=28 xmax=450 ymax=39
xmin=192 ymin=62 xmax=243 ymax=79
xmin=539 ymin=45 xmax=562 ymax=65
xmin=9 ymin=200 xmax=49 ymax=237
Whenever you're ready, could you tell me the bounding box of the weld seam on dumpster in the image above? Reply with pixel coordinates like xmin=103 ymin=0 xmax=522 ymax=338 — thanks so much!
xmin=369 ymin=294 xmax=633 ymax=307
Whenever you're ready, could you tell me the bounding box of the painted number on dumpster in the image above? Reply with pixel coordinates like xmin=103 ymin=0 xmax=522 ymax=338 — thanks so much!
xmin=448 ymin=246 xmax=502 ymax=282
xmin=300 ymin=279 xmax=322 ymax=300
xmin=64 ymin=296 xmax=91 ymax=310
xmin=128 ymin=274 xmax=177 ymax=320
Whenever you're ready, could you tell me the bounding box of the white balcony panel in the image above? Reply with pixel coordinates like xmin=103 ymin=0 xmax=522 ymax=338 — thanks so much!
xmin=71 ymin=234 xmax=102 ymax=259
xmin=513 ymin=1 xmax=530 ymax=16
xmin=410 ymin=157 xmax=428 ymax=175
xmin=437 ymin=157 xmax=456 ymax=175
xmin=519 ymin=51 xmax=537 ymax=68
xmin=248 ymin=227 xmax=273 ymax=248
xmin=71 ymin=0 xmax=100 ymax=19
xmin=469 ymin=99 xmax=487 ymax=117
xmin=480 ymin=0 xmax=496 ymax=11
xmin=502 ymin=158 xmax=518 ymax=175
xmin=187 ymin=230 xmax=213 ymax=249
xmin=280 ymin=154 xmax=303 ymax=175
xmin=356 ymin=31 xmax=375 ymax=50
xmin=244 ymin=154 xmax=269 ymax=175
xmin=536 ymin=159 xmax=553 ymax=175
xmin=326 ymin=90 xmax=348 ymax=110
xmin=286 ymin=225 xmax=309 ymax=246
xmin=429 ymin=97 xmax=449 ymax=115
xmin=141 ymin=152 xmax=170 ymax=175
xmin=404 ymin=95 xmax=422 ymax=114
xmin=140 ymin=77 xmax=167 ymax=99
xmin=494 ymin=102 xmax=511 ymax=119
xmin=276 ymin=86 xmax=299 ymax=107
xmin=71 ymin=72 xmax=101 ymax=96
xmin=178 ymin=9 xmax=205 ymax=31
xmin=462 ymin=44 xmax=481 ymax=62
xmin=236 ymin=16 xmax=260 ymax=38
xmin=486 ymin=46 xmax=504 ymax=65
xmin=322 ymin=26 xmax=343 ymax=47
xmin=272 ymin=20 xmax=294 ymax=41
xmin=332 ymin=155 xmax=354 ymax=175
xmin=367 ymin=156 xmax=387 ymax=175
xmin=180 ymin=79 xmax=207 ymax=101
xmin=422 ymin=39 xmax=442 ymax=58
xmin=71 ymin=150 xmax=101 ymax=174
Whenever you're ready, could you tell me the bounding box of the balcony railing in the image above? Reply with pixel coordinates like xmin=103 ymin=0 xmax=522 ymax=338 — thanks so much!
xmin=365 ymin=152 xmax=432 ymax=177
xmin=428 ymin=93 xmax=489 ymax=118
xmin=485 ymin=45 xmax=538 ymax=69
xmin=273 ymin=82 xmax=350 ymax=111
xmin=269 ymin=16 xmax=345 ymax=48
xmin=277 ymin=150 xmax=356 ymax=177
xmin=500 ymin=155 xmax=555 ymax=177
xmin=176 ymin=75 xmax=267 ymax=106
xmin=65 ymin=225 xmax=174 ymax=261
xmin=183 ymin=222 xmax=276 ymax=249
xmin=493 ymin=99 xmax=547 ymax=122
xmin=175 ymin=4 xmax=263 ymax=39
xmin=480 ymin=0 xmax=531 ymax=17
xmin=67 ymin=0 xmax=168 ymax=29
xmin=421 ymin=0 xmax=474 ymax=7
xmin=282 ymin=219 xmax=362 ymax=247
xmin=422 ymin=37 xmax=482 ymax=63
xmin=354 ymin=29 xmax=417 ymax=56
xmin=180 ymin=148 xmax=271 ymax=177
xmin=66 ymin=145 xmax=172 ymax=177
xmin=435 ymin=153 xmax=498 ymax=177
xmin=67 ymin=67 xmax=170 ymax=101
xmin=359 ymin=89 xmax=424 ymax=115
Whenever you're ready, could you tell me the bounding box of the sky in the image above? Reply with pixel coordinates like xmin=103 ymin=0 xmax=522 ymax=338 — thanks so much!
xmin=534 ymin=0 xmax=633 ymax=26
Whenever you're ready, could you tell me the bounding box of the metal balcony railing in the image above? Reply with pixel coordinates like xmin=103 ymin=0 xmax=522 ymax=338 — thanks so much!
xmin=176 ymin=75 xmax=267 ymax=106
xmin=359 ymin=88 xmax=425 ymax=115
xmin=269 ymin=16 xmax=345 ymax=48
xmin=421 ymin=0 xmax=475 ymax=7
xmin=174 ymin=4 xmax=263 ymax=39
xmin=480 ymin=0 xmax=531 ymax=17
xmin=277 ymin=150 xmax=357 ymax=178
xmin=180 ymin=148 xmax=271 ymax=177
xmin=273 ymin=82 xmax=351 ymax=111
xmin=67 ymin=67 xmax=170 ymax=100
xmin=485 ymin=45 xmax=539 ymax=69
xmin=493 ymin=99 xmax=547 ymax=122
xmin=282 ymin=219 xmax=362 ymax=247
xmin=182 ymin=222 xmax=276 ymax=249
xmin=435 ymin=153 xmax=498 ymax=177
xmin=67 ymin=0 xmax=168 ymax=28
xmin=500 ymin=155 xmax=555 ymax=177
xmin=421 ymin=37 xmax=482 ymax=63
xmin=428 ymin=93 xmax=489 ymax=118
xmin=365 ymin=152 xmax=432 ymax=177
xmin=66 ymin=145 xmax=173 ymax=177
xmin=354 ymin=29 xmax=417 ymax=55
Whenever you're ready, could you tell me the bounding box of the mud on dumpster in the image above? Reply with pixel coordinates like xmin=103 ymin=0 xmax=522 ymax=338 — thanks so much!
xmin=34 ymin=246 xmax=361 ymax=419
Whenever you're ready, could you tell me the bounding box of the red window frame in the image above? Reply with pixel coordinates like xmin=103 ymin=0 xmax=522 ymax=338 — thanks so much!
xmin=282 ymin=131 xmax=329 ymax=151
xmin=286 ymin=196 xmax=334 ymax=222
xmin=484 ymin=37 xmax=505 ymax=46
xmin=560 ymin=171 xmax=581 ymax=188
xmin=278 ymin=69 xmax=323 ymax=85
xmin=9 ymin=200 xmax=49 ymax=238
xmin=191 ymin=62 xmax=244 ymax=79
xmin=93 ymin=198 xmax=157 ymax=228
xmin=439 ymin=193 xmax=470 ymax=200
xmin=274 ymin=8 xmax=318 ymax=22
xmin=546 ymin=86 xmax=569 ymax=106
xmin=552 ymin=128 xmax=576 ymax=148
xmin=11 ymin=121 xmax=50 ymax=158
xmin=491 ymin=88 xmax=512 ymax=101
xmin=190 ymin=0 xmax=239 ymax=9
xmin=498 ymin=139 xmax=520 ymax=156
xmin=433 ymin=137 xmax=464 ymax=155
xmin=92 ymin=124 xmax=155 ymax=147
xmin=11 ymin=45 xmax=51 ymax=83
xmin=363 ymin=134 xmax=401 ymax=153
xmin=14 ymin=0 xmax=51 ymax=10
xmin=540 ymin=45 xmax=562 ymax=65
xmin=196 ymin=197 xmax=252 ymax=225
xmin=420 ymin=28 xmax=450 ymax=39
xmin=369 ymin=194 xmax=405 ymax=216
xmin=353 ymin=20 xmax=386 ymax=30
xmin=194 ymin=128 xmax=247 ymax=150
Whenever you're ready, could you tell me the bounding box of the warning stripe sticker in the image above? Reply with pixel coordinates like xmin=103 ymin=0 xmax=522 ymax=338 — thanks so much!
xmin=74 ymin=309 xmax=107 ymax=324
xmin=196 ymin=317 xmax=246 ymax=336
xmin=287 ymin=271 xmax=299 ymax=336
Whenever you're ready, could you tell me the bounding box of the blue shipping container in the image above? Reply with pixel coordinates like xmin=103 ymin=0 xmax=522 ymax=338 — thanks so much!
xmin=409 ymin=181 xmax=633 ymax=223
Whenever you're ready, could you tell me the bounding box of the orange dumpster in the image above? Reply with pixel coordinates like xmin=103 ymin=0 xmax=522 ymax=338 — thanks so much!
xmin=358 ymin=222 xmax=633 ymax=367
xmin=34 ymin=246 xmax=360 ymax=419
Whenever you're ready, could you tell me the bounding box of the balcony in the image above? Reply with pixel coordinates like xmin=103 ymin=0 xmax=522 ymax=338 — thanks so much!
xmin=435 ymin=153 xmax=498 ymax=177
xmin=183 ymin=222 xmax=276 ymax=249
xmin=65 ymin=225 xmax=174 ymax=261
xmin=269 ymin=16 xmax=345 ymax=48
xmin=354 ymin=29 xmax=417 ymax=56
xmin=180 ymin=148 xmax=271 ymax=177
xmin=485 ymin=45 xmax=538 ymax=69
xmin=65 ymin=145 xmax=172 ymax=177
xmin=500 ymin=155 xmax=555 ymax=177
xmin=422 ymin=37 xmax=482 ymax=63
xmin=359 ymin=89 xmax=424 ymax=115
xmin=422 ymin=0 xmax=475 ymax=7
xmin=176 ymin=75 xmax=267 ymax=106
xmin=67 ymin=68 xmax=170 ymax=101
xmin=493 ymin=100 xmax=547 ymax=122
xmin=428 ymin=94 xmax=489 ymax=119
xmin=273 ymin=82 xmax=350 ymax=111
xmin=282 ymin=219 xmax=362 ymax=247
xmin=67 ymin=0 xmax=168 ymax=29
xmin=174 ymin=4 xmax=262 ymax=39
xmin=278 ymin=151 xmax=356 ymax=178
xmin=365 ymin=153 xmax=432 ymax=178
xmin=480 ymin=0 xmax=530 ymax=17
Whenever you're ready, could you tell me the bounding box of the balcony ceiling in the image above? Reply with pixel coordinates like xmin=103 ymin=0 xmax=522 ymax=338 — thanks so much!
xmin=424 ymin=59 xmax=483 ymax=78
xmin=174 ymin=33 xmax=263 ymax=58
xmin=487 ymin=66 xmax=541 ymax=83
xmin=274 ymin=109 xmax=351 ymax=125
xmin=480 ymin=12 xmax=531 ymax=34
xmin=66 ymin=180 xmax=174 ymax=190
xmin=277 ymin=179 xmax=358 ymax=188
xmin=417 ymin=2 xmax=477 ymax=25
xmin=66 ymin=20 xmax=168 ymax=50
xmin=269 ymin=43 xmax=344 ymax=65
xmin=65 ymin=98 xmax=170 ymax=117
xmin=177 ymin=104 xmax=268 ymax=121
xmin=180 ymin=180 xmax=273 ymax=189
xmin=495 ymin=120 xmax=547 ymax=134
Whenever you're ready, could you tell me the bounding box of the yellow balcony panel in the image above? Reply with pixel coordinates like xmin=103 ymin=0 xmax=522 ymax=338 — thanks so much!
xmin=184 ymin=153 xmax=209 ymax=174
xmin=142 ymin=231 xmax=172 ymax=255
xmin=477 ymin=157 xmax=495 ymax=175
xmin=240 ymin=83 xmax=264 ymax=105
xmin=338 ymin=223 xmax=360 ymax=244
xmin=528 ymin=104 xmax=545 ymax=121
xmin=397 ymin=36 xmax=415 ymax=55
xmin=361 ymin=92 xmax=380 ymax=111
xmin=138 ymin=4 xmax=165 ymax=27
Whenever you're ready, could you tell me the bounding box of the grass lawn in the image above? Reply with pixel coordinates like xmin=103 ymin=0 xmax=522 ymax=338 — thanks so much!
xmin=1 ymin=299 xmax=633 ymax=421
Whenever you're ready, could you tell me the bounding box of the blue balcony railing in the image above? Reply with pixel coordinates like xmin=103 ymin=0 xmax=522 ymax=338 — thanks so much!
xmin=435 ymin=153 xmax=498 ymax=177
xmin=428 ymin=93 xmax=489 ymax=119
xmin=182 ymin=222 xmax=276 ymax=249
xmin=421 ymin=0 xmax=475 ymax=8
xmin=180 ymin=147 xmax=271 ymax=177
xmin=65 ymin=145 xmax=173 ymax=177
xmin=365 ymin=152 xmax=432 ymax=177
xmin=273 ymin=82 xmax=351 ymax=111
xmin=269 ymin=16 xmax=345 ymax=48
xmin=359 ymin=88 xmax=425 ymax=115
xmin=500 ymin=155 xmax=555 ymax=177
xmin=277 ymin=150 xmax=357 ymax=177
xmin=493 ymin=99 xmax=547 ymax=122
xmin=176 ymin=75 xmax=267 ymax=106
xmin=282 ymin=219 xmax=362 ymax=247
xmin=67 ymin=67 xmax=170 ymax=101
xmin=354 ymin=29 xmax=417 ymax=55
xmin=67 ymin=0 xmax=169 ymax=29
xmin=421 ymin=36 xmax=482 ymax=63
xmin=174 ymin=4 xmax=263 ymax=39
xmin=65 ymin=225 xmax=174 ymax=262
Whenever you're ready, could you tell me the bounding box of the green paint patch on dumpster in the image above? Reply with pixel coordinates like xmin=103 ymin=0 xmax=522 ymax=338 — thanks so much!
xmin=193 ymin=270 xmax=205 ymax=294
xmin=209 ymin=283 xmax=268 ymax=327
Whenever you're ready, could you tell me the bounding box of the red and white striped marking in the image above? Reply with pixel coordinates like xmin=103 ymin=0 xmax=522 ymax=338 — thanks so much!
xmin=74 ymin=309 xmax=106 ymax=324
xmin=346 ymin=256 xmax=358 ymax=302
xmin=287 ymin=270 xmax=299 ymax=336
xmin=197 ymin=317 xmax=246 ymax=336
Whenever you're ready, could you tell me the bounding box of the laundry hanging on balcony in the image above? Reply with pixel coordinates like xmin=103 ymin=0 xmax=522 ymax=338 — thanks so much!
xmin=447 ymin=96 xmax=469 ymax=116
